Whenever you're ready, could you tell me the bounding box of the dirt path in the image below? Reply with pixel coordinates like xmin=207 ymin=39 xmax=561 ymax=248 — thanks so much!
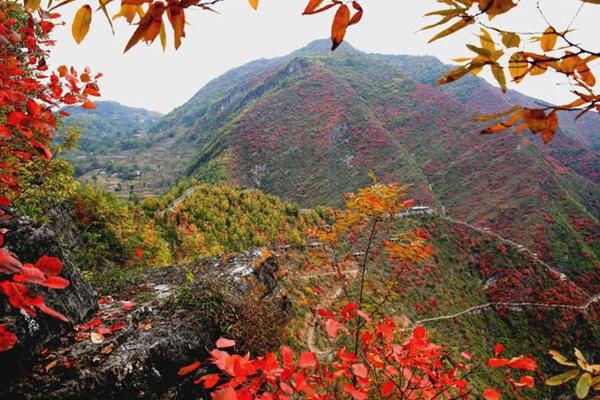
xmin=440 ymin=216 xmax=593 ymax=299
xmin=297 ymin=268 xmax=358 ymax=355
xmin=295 ymin=212 xmax=598 ymax=354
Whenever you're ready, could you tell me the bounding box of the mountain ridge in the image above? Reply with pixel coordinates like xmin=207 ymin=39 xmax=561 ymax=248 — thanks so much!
xmin=63 ymin=40 xmax=600 ymax=292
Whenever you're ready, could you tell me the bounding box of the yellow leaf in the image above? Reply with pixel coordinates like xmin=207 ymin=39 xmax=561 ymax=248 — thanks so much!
xmin=112 ymin=4 xmax=138 ymax=23
xmin=479 ymin=28 xmax=495 ymax=52
xmin=159 ymin=21 xmax=167 ymax=52
xmin=509 ymin=52 xmax=528 ymax=83
xmin=501 ymin=32 xmax=520 ymax=48
xmin=248 ymin=0 xmax=258 ymax=10
xmin=549 ymin=350 xmax=577 ymax=367
xmin=479 ymin=0 xmax=516 ymax=19
xmin=24 ymin=0 xmax=41 ymax=10
xmin=90 ymin=331 xmax=105 ymax=344
xmin=428 ymin=17 xmax=474 ymax=43
xmin=475 ymin=105 xmax=522 ymax=122
xmin=491 ymin=63 xmax=507 ymax=92
xmin=541 ymin=27 xmax=558 ymax=52
xmin=72 ymin=5 xmax=93 ymax=44
xmin=436 ymin=65 xmax=469 ymax=85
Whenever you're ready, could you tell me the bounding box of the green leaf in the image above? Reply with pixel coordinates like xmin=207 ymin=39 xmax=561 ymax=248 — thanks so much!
xmin=545 ymin=369 xmax=580 ymax=386
xmin=576 ymin=373 xmax=592 ymax=399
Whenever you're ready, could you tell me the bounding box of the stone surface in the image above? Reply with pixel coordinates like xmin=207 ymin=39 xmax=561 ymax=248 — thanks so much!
xmin=0 ymin=206 xmax=99 ymax=384
xmin=4 ymin=249 xmax=289 ymax=400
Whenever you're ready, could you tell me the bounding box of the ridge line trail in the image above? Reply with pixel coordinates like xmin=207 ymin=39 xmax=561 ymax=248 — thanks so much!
xmin=439 ymin=215 xmax=593 ymax=300
xmin=297 ymin=268 xmax=358 ymax=355
xmin=293 ymin=212 xmax=597 ymax=355
xmin=410 ymin=293 xmax=600 ymax=327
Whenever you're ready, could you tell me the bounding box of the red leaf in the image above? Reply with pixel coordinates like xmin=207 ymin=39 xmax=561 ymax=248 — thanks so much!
xmin=212 ymin=386 xmax=237 ymax=400
xmin=108 ymin=321 xmax=126 ymax=333
xmin=483 ymin=388 xmax=501 ymax=400
xmin=303 ymin=0 xmax=323 ymax=14
xmin=7 ymin=111 xmax=26 ymax=126
xmin=348 ymin=1 xmax=363 ymax=26
xmin=516 ymin=375 xmax=535 ymax=388
xmin=0 ymin=195 xmax=10 ymax=207
xmin=29 ymin=140 xmax=53 ymax=160
xmin=193 ymin=373 xmax=219 ymax=388
xmin=122 ymin=301 xmax=134 ymax=310
xmin=0 ymin=248 xmax=23 ymax=274
xmin=494 ymin=343 xmax=505 ymax=357
xmin=507 ymin=356 xmax=537 ymax=371
xmin=325 ymin=318 xmax=344 ymax=338
xmin=317 ymin=308 xmax=335 ymax=319
xmin=351 ymin=363 xmax=368 ymax=379
xmin=42 ymin=276 xmax=70 ymax=289
xmin=35 ymin=256 xmax=62 ymax=276
xmin=79 ymin=317 xmax=103 ymax=331
xmin=344 ymin=384 xmax=368 ymax=400
xmin=82 ymin=100 xmax=95 ymax=109
xmin=299 ymin=352 xmax=317 ymax=369
xmin=177 ymin=360 xmax=201 ymax=376
xmin=487 ymin=358 xmax=509 ymax=368
xmin=216 ymin=337 xmax=236 ymax=349
xmin=281 ymin=345 xmax=294 ymax=369
xmin=37 ymin=302 xmax=69 ymax=322
xmin=380 ymin=380 xmax=395 ymax=397
xmin=13 ymin=266 xmax=46 ymax=285
xmin=413 ymin=325 xmax=427 ymax=341
xmin=0 ymin=125 xmax=11 ymax=138
xmin=0 ymin=325 xmax=17 ymax=352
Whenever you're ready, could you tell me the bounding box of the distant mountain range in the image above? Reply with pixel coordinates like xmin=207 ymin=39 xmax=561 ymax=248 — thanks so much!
xmin=63 ymin=39 xmax=600 ymax=293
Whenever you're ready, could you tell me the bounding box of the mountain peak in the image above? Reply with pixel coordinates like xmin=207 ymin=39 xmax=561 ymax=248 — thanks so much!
xmin=290 ymin=38 xmax=359 ymax=57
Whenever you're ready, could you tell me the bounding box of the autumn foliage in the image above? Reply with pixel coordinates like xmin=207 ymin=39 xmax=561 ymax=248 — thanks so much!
xmin=175 ymin=182 xmax=539 ymax=399
xmin=0 ymin=2 xmax=100 ymax=351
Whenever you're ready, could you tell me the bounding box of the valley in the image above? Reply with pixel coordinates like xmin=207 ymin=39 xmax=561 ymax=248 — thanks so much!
xmin=62 ymin=39 xmax=600 ymax=303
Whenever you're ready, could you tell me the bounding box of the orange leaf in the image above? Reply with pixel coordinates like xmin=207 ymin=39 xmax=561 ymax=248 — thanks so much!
xmin=72 ymin=5 xmax=92 ymax=44
xmin=177 ymin=360 xmax=201 ymax=375
xmin=348 ymin=1 xmax=362 ymax=26
xmin=331 ymin=4 xmax=350 ymax=50
xmin=483 ymin=388 xmax=501 ymax=400
xmin=124 ymin=1 xmax=165 ymax=52
xmin=167 ymin=3 xmax=185 ymax=49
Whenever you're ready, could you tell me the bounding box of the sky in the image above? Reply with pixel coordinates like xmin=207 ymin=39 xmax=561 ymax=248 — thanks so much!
xmin=48 ymin=0 xmax=600 ymax=114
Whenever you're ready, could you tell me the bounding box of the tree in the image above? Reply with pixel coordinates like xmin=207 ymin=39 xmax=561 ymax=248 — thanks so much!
xmin=177 ymin=181 xmax=538 ymax=399
xmin=0 ymin=1 xmax=99 ymax=350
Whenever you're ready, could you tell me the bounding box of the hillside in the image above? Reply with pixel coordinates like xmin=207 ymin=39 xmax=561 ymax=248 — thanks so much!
xmin=5 ymin=183 xmax=598 ymax=398
xmin=63 ymin=40 xmax=600 ymax=297
xmin=59 ymin=101 xmax=165 ymax=196
xmin=280 ymin=211 xmax=599 ymax=398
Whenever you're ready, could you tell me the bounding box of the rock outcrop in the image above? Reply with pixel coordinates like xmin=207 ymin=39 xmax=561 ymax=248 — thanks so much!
xmin=0 ymin=206 xmax=99 ymax=384
xmin=4 ymin=249 xmax=289 ymax=400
